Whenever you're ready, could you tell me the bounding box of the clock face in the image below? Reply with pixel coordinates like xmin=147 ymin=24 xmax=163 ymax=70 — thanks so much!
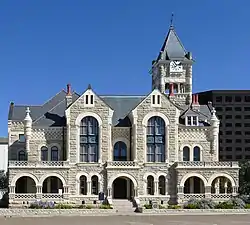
xmin=170 ymin=60 xmax=183 ymax=73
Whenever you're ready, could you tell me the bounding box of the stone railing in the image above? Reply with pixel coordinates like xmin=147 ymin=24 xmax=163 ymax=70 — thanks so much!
xmin=14 ymin=193 xmax=36 ymax=199
xmin=183 ymin=193 xmax=205 ymax=199
xmin=9 ymin=161 xmax=70 ymax=168
xmin=42 ymin=193 xmax=63 ymax=199
xmin=211 ymin=193 xmax=232 ymax=199
xmin=106 ymin=161 xmax=139 ymax=168
xmin=176 ymin=161 xmax=239 ymax=168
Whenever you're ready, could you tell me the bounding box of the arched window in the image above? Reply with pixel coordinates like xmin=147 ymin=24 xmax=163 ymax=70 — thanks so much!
xmin=113 ymin=141 xmax=127 ymax=161
xmin=80 ymin=175 xmax=87 ymax=195
xmin=41 ymin=146 xmax=48 ymax=161
xmin=18 ymin=150 xmax=26 ymax=161
xmin=146 ymin=116 xmax=165 ymax=162
xmin=80 ymin=116 xmax=99 ymax=162
xmin=51 ymin=146 xmax=59 ymax=161
xmin=158 ymin=176 xmax=166 ymax=195
xmin=91 ymin=175 xmax=99 ymax=195
xmin=193 ymin=146 xmax=201 ymax=161
xmin=183 ymin=146 xmax=190 ymax=161
xmin=147 ymin=175 xmax=154 ymax=195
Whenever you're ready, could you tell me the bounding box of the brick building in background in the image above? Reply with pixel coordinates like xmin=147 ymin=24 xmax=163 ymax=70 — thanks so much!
xmin=198 ymin=90 xmax=250 ymax=161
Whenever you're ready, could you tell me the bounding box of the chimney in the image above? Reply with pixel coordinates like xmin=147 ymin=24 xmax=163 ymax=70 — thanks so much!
xmin=195 ymin=94 xmax=199 ymax=105
xmin=191 ymin=94 xmax=200 ymax=111
xmin=66 ymin=83 xmax=72 ymax=107
xmin=169 ymin=83 xmax=174 ymax=97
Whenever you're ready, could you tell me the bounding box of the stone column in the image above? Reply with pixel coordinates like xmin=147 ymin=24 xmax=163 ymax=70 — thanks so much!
xmin=165 ymin=178 xmax=168 ymax=195
xmin=154 ymin=181 xmax=158 ymax=195
xmin=66 ymin=123 xmax=70 ymax=161
xmin=190 ymin=177 xmax=194 ymax=193
xmin=165 ymin=125 xmax=169 ymax=163
xmin=108 ymin=123 xmax=112 ymax=161
xmin=36 ymin=185 xmax=42 ymax=199
xmin=224 ymin=181 xmax=228 ymax=194
xmin=107 ymin=187 xmax=112 ymax=197
xmin=87 ymin=181 xmax=91 ymax=195
xmin=205 ymin=186 xmax=211 ymax=198
xmin=215 ymin=178 xmax=220 ymax=194
xmin=9 ymin=186 xmax=15 ymax=200
xmin=98 ymin=125 xmax=103 ymax=163
xmin=177 ymin=186 xmax=184 ymax=204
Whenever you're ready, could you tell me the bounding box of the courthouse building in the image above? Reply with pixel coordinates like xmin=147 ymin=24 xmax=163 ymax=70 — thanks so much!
xmin=7 ymin=24 xmax=239 ymax=207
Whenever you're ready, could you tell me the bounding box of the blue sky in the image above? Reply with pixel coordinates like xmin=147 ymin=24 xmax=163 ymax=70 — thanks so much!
xmin=0 ymin=0 xmax=249 ymax=136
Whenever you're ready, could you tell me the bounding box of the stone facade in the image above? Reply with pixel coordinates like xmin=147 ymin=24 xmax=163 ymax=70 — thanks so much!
xmin=7 ymin=25 xmax=240 ymax=208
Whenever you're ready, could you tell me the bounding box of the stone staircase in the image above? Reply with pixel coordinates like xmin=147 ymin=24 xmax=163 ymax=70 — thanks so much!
xmin=112 ymin=199 xmax=135 ymax=214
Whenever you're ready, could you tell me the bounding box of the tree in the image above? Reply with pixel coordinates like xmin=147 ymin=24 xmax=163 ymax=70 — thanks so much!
xmin=239 ymin=160 xmax=250 ymax=195
xmin=0 ymin=171 xmax=8 ymax=190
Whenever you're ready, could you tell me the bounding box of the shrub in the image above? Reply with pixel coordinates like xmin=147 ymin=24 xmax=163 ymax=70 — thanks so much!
xmin=215 ymin=201 xmax=234 ymax=209
xmin=227 ymin=197 xmax=246 ymax=209
xmin=168 ymin=204 xmax=181 ymax=209
xmin=183 ymin=198 xmax=215 ymax=209
xmin=245 ymin=203 xmax=250 ymax=209
xmin=144 ymin=204 xmax=152 ymax=209
xmin=158 ymin=205 xmax=166 ymax=209
xmin=239 ymin=195 xmax=250 ymax=204
xmin=29 ymin=201 xmax=55 ymax=209
xmin=215 ymin=197 xmax=245 ymax=209
xmin=85 ymin=204 xmax=93 ymax=209
xmin=99 ymin=204 xmax=113 ymax=209
xmin=54 ymin=203 xmax=73 ymax=209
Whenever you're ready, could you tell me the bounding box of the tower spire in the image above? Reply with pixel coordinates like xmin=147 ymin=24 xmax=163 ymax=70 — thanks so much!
xmin=170 ymin=12 xmax=174 ymax=28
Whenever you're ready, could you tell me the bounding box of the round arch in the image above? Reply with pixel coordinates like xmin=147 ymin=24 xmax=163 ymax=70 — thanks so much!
xmin=207 ymin=173 xmax=236 ymax=187
xmin=112 ymin=137 xmax=129 ymax=148
xmin=180 ymin=173 xmax=208 ymax=187
xmin=143 ymin=172 xmax=157 ymax=182
xmin=11 ymin=173 xmax=39 ymax=186
xmin=179 ymin=144 xmax=192 ymax=151
xmin=157 ymin=172 xmax=168 ymax=180
xmin=76 ymin=172 xmax=90 ymax=182
xmin=191 ymin=144 xmax=203 ymax=150
xmin=89 ymin=173 xmax=102 ymax=182
xmin=142 ymin=111 xmax=169 ymax=127
xmin=75 ymin=112 xmax=103 ymax=126
xmin=108 ymin=173 xmax=137 ymax=188
xmin=38 ymin=173 xmax=67 ymax=186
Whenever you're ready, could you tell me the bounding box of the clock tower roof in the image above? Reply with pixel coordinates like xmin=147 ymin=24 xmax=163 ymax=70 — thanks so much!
xmin=156 ymin=25 xmax=188 ymax=61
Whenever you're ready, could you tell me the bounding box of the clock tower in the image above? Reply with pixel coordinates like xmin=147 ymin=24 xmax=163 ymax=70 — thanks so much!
xmin=151 ymin=24 xmax=193 ymax=105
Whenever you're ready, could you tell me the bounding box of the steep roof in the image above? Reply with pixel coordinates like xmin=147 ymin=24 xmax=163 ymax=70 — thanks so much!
xmin=157 ymin=25 xmax=187 ymax=60
xmin=8 ymin=89 xmax=212 ymax=127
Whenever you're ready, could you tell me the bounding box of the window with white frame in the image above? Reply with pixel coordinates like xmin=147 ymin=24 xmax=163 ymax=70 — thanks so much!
xmin=151 ymin=94 xmax=161 ymax=107
xmin=79 ymin=116 xmax=99 ymax=162
xmin=146 ymin=116 xmax=165 ymax=162
xmin=186 ymin=116 xmax=199 ymax=126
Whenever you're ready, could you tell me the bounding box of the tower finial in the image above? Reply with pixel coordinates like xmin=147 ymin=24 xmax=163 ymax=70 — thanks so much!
xmin=170 ymin=12 xmax=174 ymax=28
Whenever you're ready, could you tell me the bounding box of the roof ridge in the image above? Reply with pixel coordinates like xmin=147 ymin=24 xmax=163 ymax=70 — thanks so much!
xmin=33 ymin=98 xmax=66 ymax=124
xmin=41 ymin=90 xmax=66 ymax=107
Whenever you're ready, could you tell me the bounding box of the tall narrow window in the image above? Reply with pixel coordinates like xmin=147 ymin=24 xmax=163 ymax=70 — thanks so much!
xmin=146 ymin=116 xmax=165 ymax=162
xmin=158 ymin=176 xmax=166 ymax=195
xmin=80 ymin=116 xmax=99 ymax=162
xmin=18 ymin=150 xmax=26 ymax=161
xmin=113 ymin=141 xmax=127 ymax=161
xmin=183 ymin=146 xmax=190 ymax=161
xmin=90 ymin=95 xmax=94 ymax=104
xmin=51 ymin=146 xmax=59 ymax=161
xmin=41 ymin=146 xmax=48 ymax=161
xmin=193 ymin=146 xmax=201 ymax=161
xmin=147 ymin=176 xmax=154 ymax=195
xmin=85 ymin=95 xmax=89 ymax=104
xmin=80 ymin=175 xmax=87 ymax=195
xmin=91 ymin=175 xmax=99 ymax=195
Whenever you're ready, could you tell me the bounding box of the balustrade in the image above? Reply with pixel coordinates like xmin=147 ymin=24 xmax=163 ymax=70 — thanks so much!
xmin=176 ymin=161 xmax=238 ymax=168
xmin=8 ymin=161 xmax=70 ymax=168
xmin=106 ymin=161 xmax=139 ymax=168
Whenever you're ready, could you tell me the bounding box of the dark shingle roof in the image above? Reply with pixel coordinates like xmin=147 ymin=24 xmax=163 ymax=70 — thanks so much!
xmin=157 ymin=26 xmax=187 ymax=60
xmin=100 ymin=96 xmax=145 ymax=126
xmin=8 ymin=88 xmax=212 ymax=128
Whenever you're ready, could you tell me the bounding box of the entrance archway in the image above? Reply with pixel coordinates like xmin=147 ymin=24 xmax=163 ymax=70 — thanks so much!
xmin=112 ymin=177 xmax=134 ymax=199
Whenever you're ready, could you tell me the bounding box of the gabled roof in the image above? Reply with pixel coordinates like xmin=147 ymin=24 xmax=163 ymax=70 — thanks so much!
xmin=157 ymin=25 xmax=187 ymax=60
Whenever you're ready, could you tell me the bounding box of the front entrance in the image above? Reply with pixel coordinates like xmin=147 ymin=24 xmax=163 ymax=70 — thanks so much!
xmin=112 ymin=177 xmax=134 ymax=199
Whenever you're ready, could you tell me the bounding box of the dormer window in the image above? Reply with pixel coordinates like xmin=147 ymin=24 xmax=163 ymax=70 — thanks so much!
xmin=84 ymin=94 xmax=94 ymax=107
xmin=151 ymin=94 xmax=161 ymax=107
xmin=186 ymin=116 xmax=199 ymax=126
